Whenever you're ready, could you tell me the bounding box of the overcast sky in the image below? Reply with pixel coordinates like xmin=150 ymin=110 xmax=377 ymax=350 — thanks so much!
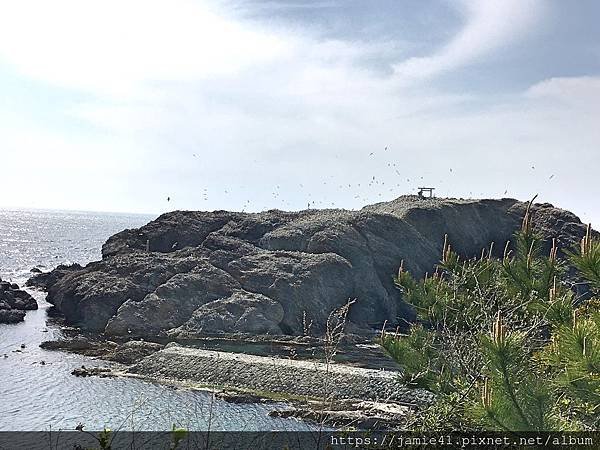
xmin=0 ymin=0 xmax=599 ymax=224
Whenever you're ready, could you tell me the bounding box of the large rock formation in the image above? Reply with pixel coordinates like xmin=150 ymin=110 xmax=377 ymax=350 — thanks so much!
xmin=0 ymin=279 xmax=38 ymax=324
xmin=29 ymin=196 xmax=594 ymax=337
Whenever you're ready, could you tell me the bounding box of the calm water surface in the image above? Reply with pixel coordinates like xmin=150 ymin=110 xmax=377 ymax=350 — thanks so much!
xmin=0 ymin=209 xmax=310 ymax=431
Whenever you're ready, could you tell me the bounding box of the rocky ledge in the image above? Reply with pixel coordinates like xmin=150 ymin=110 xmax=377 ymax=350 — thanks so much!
xmin=40 ymin=338 xmax=164 ymax=364
xmin=28 ymin=196 xmax=593 ymax=337
xmin=0 ymin=278 xmax=38 ymax=324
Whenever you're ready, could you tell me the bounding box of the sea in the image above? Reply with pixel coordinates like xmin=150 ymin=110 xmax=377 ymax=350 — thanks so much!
xmin=0 ymin=208 xmax=311 ymax=431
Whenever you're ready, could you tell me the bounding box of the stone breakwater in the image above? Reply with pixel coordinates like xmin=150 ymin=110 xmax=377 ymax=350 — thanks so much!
xmin=127 ymin=344 xmax=434 ymax=406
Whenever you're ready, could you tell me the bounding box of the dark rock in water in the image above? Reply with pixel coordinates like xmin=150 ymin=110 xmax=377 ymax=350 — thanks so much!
xmin=26 ymin=263 xmax=82 ymax=291
xmin=30 ymin=267 xmax=42 ymax=274
xmin=0 ymin=309 xmax=26 ymax=324
xmin=40 ymin=338 xmax=96 ymax=352
xmin=0 ymin=278 xmax=38 ymax=324
xmin=42 ymin=336 xmax=163 ymax=364
xmin=71 ymin=366 xmax=112 ymax=377
xmin=40 ymin=337 xmax=118 ymax=358
xmin=36 ymin=196 xmax=595 ymax=337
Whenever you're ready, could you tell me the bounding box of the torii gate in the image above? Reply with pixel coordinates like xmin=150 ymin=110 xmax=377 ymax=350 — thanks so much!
xmin=418 ymin=187 xmax=435 ymax=198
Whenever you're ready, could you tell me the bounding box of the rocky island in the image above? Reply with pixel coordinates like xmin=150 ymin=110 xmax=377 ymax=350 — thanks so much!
xmin=0 ymin=278 xmax=37 ymax=323
xmin=29 ymin=195 xmax=595 ymax=428
xmin=30 ymin=196 xmax=590 ymax=337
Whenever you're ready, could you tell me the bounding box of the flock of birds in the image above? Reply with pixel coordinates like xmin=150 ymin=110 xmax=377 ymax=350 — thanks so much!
xmin=165 ymin=148 xmax=556 ymax=212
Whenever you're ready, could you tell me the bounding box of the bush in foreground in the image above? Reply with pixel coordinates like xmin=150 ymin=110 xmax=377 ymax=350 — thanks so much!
xmin=382 ymin=208 xmax=600 ymax=431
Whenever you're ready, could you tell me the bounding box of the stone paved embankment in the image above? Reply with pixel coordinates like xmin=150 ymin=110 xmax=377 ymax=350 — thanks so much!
xmin=128 ymin=344 xmax=433 ymax=405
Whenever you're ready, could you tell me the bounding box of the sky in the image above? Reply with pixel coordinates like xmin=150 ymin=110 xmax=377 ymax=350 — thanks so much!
xmin=0 ymin=0 xmax=599 ymax=224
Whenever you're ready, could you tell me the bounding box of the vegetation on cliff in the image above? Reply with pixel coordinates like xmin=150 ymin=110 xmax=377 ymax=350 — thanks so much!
xmin=382 ymin=205 xmax=600 ymax=431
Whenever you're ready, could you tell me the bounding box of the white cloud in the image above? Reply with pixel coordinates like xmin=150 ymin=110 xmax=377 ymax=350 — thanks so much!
xmin=0 ymin=0 xmax=288 ymax=96
xmin=393 ymin=0 xmax=543 ymax=80
xmin=0 ymin=0 xmax=597 ymax=225
xmin=526 ymin=76 xmax=600 ymax=110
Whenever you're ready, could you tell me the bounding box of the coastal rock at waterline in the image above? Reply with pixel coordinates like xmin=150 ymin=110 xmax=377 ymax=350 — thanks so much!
xmin=104 ymin=340 xmax=165 ymax=365
xmin=40 ymin=337 xmax=119 ymax=359
xmin=0 ymin=279 xmax=37 ymax=324
xmin=0 ymin=309 xmax=26 ymax=324
xmin=34 ymin=196 xmax=596 ymax=336
xmin=71 ymin=366 xmax=113 ymax=377
xmin=26 ymin=263 xmax=82 ymax=291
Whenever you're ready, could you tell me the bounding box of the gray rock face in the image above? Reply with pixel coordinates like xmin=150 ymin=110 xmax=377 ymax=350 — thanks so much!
xmin=0 ymin=279 xmax=38 ymax=324
xmin=32 ymin=196 xmax=594 ymax=337
xmin=172 ymin=290 xmax=285 ymax=336
xmin=105 ymin=260 xmax=240 ymax=335
xmin=104 ymin=340 xmax=164 ymax=364
xmin=26 ymin=263 xmax=82 ymax=290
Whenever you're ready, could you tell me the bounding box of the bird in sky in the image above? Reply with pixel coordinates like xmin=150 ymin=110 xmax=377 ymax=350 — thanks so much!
xmin=167 ymin=197 xmax=170 ymax=202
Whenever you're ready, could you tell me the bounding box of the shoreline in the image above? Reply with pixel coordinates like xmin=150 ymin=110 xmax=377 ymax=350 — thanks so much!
xmin=62 ymin=341 xmax=434 ymax=430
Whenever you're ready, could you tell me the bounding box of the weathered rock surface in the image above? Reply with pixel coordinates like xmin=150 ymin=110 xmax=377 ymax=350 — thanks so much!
xmin=71 ymin=366 xmax=113 ymax=377
xmin=0 ymin=278 xmax=38 ymax=324
xmin=31 ymin=196 xmax=595 ymax=337
xmin=171 ymin=290 xmax=285 ymax=336
xmin=104 ymin=340 xmax=165 ymax=364
xmin=26 ymin=263 xmax=82 ymax=290
xmin=40 ymin=337 xmax=118 ymax=358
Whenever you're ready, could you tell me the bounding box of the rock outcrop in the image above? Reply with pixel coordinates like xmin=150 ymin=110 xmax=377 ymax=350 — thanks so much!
xmin=30 ymin=196 xmax=594 ymax=337
xmin=0 ymin=279 xmax=38 ymax=324
xmin=26 ymin=263 xmax=82 ymax=290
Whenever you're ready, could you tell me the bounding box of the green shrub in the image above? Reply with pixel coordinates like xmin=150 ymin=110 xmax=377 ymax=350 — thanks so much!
xmin=382 ymin=212 xmax=600 ymax=431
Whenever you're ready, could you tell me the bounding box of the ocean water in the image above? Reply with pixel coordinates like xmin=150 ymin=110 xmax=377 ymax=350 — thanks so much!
xmin=0 ymin=209 xmax=310 ymax=431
